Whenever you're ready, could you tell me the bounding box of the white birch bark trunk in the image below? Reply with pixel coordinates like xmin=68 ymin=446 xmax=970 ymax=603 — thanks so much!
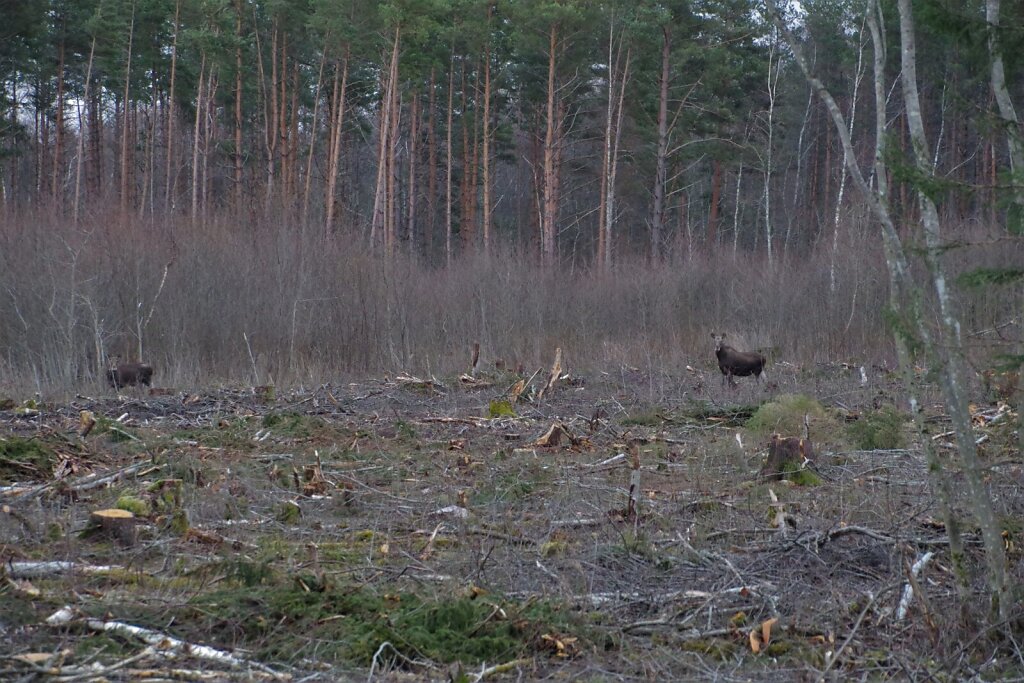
xmin=897 ymin=0 xmax=1010 ymax=620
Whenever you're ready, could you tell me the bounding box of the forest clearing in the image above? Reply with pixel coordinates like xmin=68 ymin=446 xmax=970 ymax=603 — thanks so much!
xmin=3 ymin=0 xmax=1024 ymax=679
xmin=1 ymin=354 xmax=1021 ymax=681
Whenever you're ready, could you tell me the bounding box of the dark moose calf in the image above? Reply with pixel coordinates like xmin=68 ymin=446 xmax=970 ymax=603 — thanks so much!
xmin=107 ymin=362 xmax=154 ymax=389
xmin=712 ymin=333 xmax=765 ymax=388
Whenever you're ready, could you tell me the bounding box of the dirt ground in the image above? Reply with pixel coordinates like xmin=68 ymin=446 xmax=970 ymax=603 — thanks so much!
xmin=1 ymin=359 xmax=1022 ymax=682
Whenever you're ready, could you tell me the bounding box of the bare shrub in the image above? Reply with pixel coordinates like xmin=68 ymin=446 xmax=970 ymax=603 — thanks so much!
xmin=0 ymin=209 xmax=1019 ymax=394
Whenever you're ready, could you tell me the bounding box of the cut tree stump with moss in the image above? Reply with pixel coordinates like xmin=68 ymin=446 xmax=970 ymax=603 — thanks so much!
xmin=760 ymin=435 xmax=819 ymax=485
xmin=86 ymin=508 xmax=138 ymax=546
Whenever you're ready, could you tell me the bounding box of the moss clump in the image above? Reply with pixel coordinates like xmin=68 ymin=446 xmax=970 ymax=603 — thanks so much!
xmin=680 ymin=638 xmax=737 ymax=660
xmin=277 ymin=500 xmax=302 ymax=524
xmin=622 ymin=407 xmax=670 ymax=426
xmin=846 ymin=406 xmax=908 ymax=450
xmin=115 ymin=495 xmax=151 ymax=517
xmin=783 ymin=465 xmax=822 ymax=486
xmin=0 ymin=436 xmax=56 ymax=483
xmin=171 ymin=419 xmax=254 ymax=450
xmin=682 ymin=400 xmax=758 ymax=427
xmin=175 ymin=582 xmax=576 ymax=667
xmin=541 ymin=540 xmax=569 ymax=557
xmin=745 ymin=394 xmax=836 ymax=437
xmin=262 ymin=411 xmax=323 ymax=437
xmin=168 ymin=509 xmax=190 ymax=535
xmin=488 ymin=400 xmax=516 ymax=418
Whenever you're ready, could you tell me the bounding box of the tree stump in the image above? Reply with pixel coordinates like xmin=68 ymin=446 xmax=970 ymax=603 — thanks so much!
xmin=760 ymin=434 xmax=817 ymax=483
xmin=87 ymin=509 xmax=137 ymax=546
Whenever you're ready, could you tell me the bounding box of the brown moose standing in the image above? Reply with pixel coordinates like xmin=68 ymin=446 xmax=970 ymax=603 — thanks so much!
xmin=107 ymin=361 xmax=154 ymax=389
xmin=712 ymin=333 xmax=766 ymax=388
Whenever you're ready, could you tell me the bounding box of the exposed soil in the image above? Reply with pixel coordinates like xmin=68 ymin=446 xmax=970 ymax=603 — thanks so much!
xmin=1 ymin=360 xmax=1022 ymax=681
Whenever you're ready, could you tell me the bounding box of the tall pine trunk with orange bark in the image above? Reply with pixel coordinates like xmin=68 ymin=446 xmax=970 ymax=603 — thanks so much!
xmin=540 ymin=23 xmax=561 ymax=266
xmin=325 ymin=55 xmax=349 ymax=232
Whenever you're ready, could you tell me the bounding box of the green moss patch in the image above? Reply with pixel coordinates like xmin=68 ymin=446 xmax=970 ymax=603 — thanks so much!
xmin=682 ymin=400 xmax=759 ymax=427
xmin=846 ymin=406 xmax=908 ymax=450
xmin=488 ymin=400 xmax=516 ymax=418
xmin=622 ymin=406 xmax=671 ymax=426
xmin=745 ymin=394 xmax=837 ymax=437
xmin=143 ymin=582 xmax=581 ymax=667
xmin=0 ymin=436 xmax=57 ymax=482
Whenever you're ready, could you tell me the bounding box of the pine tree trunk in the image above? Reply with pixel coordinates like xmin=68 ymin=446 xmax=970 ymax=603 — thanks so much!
xmin=460 ymin=65 xmax=473 ymax=248
xmin=303 ymin=44 xmax=329 ymax=222
xmin=260 ymin=24 xmax=278 ymax=212
xmin=481 ymin=5 xmax=493 ymax=255
xmin=407 ymin=91 xmax=419 ymax=246
xmin=89 ymin=88 xmax=101 ymax=198
xmin=541 ymin=23 xmax=560 ymax=266
xmin=278 ymin=33 xmax=290 ymax=213
xmin=372 ymin=28 xmax=400 ymax=251
xmin=52 ymin=26 xmax=66 ymax=209
xmin=467 ymin=69 xmax=480 ymax=251
xmin=386 ymin=69 xmax=400 ymax=254
xmin=325 ymin=57 xmax=349 ymax=232
xmin=445 ymin=54 xmax=455 ymax=266
xmin=288 ymin=61 xmax=300 ymax=214
xmin=651 ymin=26 xmax=670 ymax=262
xmin=597 ymin=20 xmax=614 ymax=270
xmin=427 ymin=69 xmax=438 ymax=255
xmin=234 ymin=0 xmax=244 ymax=214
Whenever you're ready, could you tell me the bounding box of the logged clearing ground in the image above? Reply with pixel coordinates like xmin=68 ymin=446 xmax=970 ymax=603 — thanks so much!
xmin=1 ymin=360 xmax=1022 ymax=682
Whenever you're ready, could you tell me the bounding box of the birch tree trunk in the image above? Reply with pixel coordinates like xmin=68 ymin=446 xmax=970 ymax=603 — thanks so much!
xmin=985 ymin=0 xmax=1024 ymax=229
xmin=190 ymin=53 xmax=205 ymax=226
xmin=829 ymin=19 xmax=866 ymax=293
xmin=73 ymin=34 xmax=97 ymax=226
xmin=765 ymin=0 xmax=1012 ymax=622
xmin=786 ymin=79 xmax=814 ymax=258
xmin=866 ymin=0 xmax=967 ymax=588
xmin=120 ymin=0 xmax=137 ymax=216
xmin=763 ymin=27 xmax=780 ymax=266
xmin=708 ymin=160 xmax=722 ymax=246
xmin=165 ymin=0 xmax=180 ymax=210
xmin=602 ymin=45 xmax=629 ymax=271
xmin=896 ymin=0 xmax=1010 ymax=621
